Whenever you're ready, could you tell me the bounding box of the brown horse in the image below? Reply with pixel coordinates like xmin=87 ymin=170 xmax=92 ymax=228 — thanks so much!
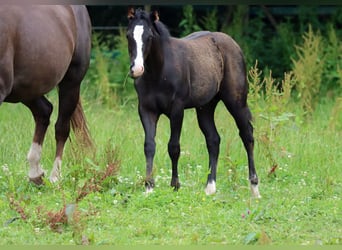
xmin=0 ymin=5 xmax=93 ymax=185
xmin=126 ymin=8 xmax=260 ymax=197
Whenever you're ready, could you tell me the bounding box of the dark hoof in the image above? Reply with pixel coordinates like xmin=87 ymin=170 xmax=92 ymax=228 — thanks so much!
xmin=171 ymin=179 xmax=180 ymax=191
xmin=145 ymin=179 xmax=155 ymax=189
xmin=29 ymin=173 xmax=45 ymax=186
xmin=250 ymin=175 xmax=259 ymax=185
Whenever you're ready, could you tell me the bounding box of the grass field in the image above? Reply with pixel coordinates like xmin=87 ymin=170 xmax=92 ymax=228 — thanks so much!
xmin=0 ymin=90 xmax=341 ymax=245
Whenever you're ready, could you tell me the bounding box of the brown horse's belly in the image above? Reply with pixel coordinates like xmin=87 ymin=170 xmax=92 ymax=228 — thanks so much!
xmin=5 ymin=82 xmax=57 ymax=103
xmin=1 ymin=5 xmax=76 ymax=103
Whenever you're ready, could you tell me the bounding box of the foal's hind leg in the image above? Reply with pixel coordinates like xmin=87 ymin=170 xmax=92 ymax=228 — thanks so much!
xmin=23 ymin=97 xmax=53 ymax=185
xmin=196 ymin=99 xmax=220 ymax=195
xmin=49 ymin=74 xmax=81 ymax=183
xmin=222 ymin=97 xmax=261 ymax=198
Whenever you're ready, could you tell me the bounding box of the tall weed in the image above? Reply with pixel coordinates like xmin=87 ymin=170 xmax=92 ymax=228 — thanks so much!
xmin=292 ymin=24 xmax=324 ymax=117
xmin=248 ymin=61 xmax=295 ymax=168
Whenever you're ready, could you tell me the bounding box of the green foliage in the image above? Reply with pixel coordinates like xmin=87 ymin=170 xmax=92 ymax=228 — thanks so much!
xmin=221 ymin=5 xmax=249 ymax=42
xmin=83 ymin=30 xmax=135 ymax=108
xmin=268 ymin=22 xmax=297 ymax=77
xmin=179 ymin=5 xmax=201 ymax=37
xmin=90 ymin=33 xmax=116 ymax=106
xmin=212 ymin=6 xmax=342 ymax=87
xmin=199 ymin=7 xmax=218 ymax=31
xmin=240 ymin=8 xmax=267 ymax=70
xmin=111 ymin=27 xmax=136 ymax=101
xmin=322 ymin=23 xmax=342 ymax=94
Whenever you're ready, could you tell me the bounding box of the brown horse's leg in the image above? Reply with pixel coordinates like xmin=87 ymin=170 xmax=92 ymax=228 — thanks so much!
xmin=23 ymin=97 xmax=53 ymax=185
xmin=195 ymin=99 xmax=220 ymax=195
xmin=49 ymin=81 xmax=80 ymax=183
xmin=49 ymin=22 xmax=91 ymax=183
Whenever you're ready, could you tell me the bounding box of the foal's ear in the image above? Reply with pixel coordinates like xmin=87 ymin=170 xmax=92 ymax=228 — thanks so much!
xmin=151 ymin=10 xmax=159 ymax=22
xmin=127 ymin=7 xmax=135 ymax=19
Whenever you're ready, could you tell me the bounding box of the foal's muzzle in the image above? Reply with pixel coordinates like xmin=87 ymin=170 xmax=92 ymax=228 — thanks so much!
xmin=130 ymin=63 xmax=144 ymax=78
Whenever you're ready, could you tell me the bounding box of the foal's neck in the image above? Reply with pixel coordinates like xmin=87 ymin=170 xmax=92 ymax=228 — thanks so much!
xmin=145 ymin=35 xmax=168 ymax=76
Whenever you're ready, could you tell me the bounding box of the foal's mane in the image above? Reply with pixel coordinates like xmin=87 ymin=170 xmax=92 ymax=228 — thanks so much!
xmin=153 ymin=18 xmax=171 ymax=40
xmin=134 ymin=8 xmax=171 ymax=40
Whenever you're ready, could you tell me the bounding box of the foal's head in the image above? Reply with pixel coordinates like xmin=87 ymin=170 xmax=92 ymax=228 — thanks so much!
xmin=126 ymin=8 xmax=160 ymax=78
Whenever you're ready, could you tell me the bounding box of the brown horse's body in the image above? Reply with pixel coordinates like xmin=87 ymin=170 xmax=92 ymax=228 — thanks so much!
xmin=0 ymin=5 xmax=92 ymax=184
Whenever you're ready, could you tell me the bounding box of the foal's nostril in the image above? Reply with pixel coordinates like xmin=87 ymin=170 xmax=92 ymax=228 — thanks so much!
xmin=129 ymin=64 xmax=134 ymax=76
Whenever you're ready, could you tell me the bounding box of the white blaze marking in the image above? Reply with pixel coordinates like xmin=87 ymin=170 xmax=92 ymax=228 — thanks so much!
xmin=132 ymin=25 xmax=144 ymax=72
xmin=205 ymin=180 xmax=216 ymax=195
xmin=27 ymin=143 xmax=45 ymax=178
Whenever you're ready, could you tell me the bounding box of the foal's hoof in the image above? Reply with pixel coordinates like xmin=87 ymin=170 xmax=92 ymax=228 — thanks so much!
xmin=251 ymin=184 xmax=261 ymax=199
xmin=144 ymin=186 xmax=154 ymax=195
xmin=49 ymin=174 xmax=60 ymax=183
xmin=144 ymin=179 xmax=155 ymax=195
xmin=205 ymin=181 xmax=216 ymax=195
xmin=250 ymin=176 xmax=261 ymax=198
xmin=29 ymin=173 xmax=45 ymax=186
xmin=171 ymin=179 xmax=180 ymax=191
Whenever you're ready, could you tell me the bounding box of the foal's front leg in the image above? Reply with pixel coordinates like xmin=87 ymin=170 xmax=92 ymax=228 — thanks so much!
xmin=139 ymin=106 xmax=159 ymax=193
xmin=168 ymin=105 xmax=184 ymax=190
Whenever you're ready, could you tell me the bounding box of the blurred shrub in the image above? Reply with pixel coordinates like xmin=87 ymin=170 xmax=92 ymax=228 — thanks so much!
xmin=83 ymin=29 xmax=135 ymax=108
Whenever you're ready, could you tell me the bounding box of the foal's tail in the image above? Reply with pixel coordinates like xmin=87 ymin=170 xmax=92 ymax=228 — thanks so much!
xmin=70 ymin=99 xmax=94 ymax=150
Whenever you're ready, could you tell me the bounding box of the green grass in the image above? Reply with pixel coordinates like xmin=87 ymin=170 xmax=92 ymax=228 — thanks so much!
xmin=0 ymin=93 xmax=341 ymax=245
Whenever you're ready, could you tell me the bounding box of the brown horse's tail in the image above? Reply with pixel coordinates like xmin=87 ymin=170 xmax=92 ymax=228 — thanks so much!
xmin=70 ymin=99 xmax=94 ymax=150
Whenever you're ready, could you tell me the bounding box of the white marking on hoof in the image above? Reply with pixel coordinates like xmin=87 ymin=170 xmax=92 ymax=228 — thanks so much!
xmin=49 ymin=157 xmax=62 ymax=183
xmin=144 ymin=186 xmax=154 ymax=195
xmin=28 ymin=168 xmax=46 ymax=181
xmin=251 ymin=184 xmax=261 ymax=198
xmin=205 ymin=181 xmax=216 ymax=195
xmin=27 ymin=143 xmax=45 ymax=179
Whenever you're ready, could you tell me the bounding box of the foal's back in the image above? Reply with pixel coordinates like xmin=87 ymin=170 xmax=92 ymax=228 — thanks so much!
xmin=168 ymin=31 xmax=246 ymax=106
